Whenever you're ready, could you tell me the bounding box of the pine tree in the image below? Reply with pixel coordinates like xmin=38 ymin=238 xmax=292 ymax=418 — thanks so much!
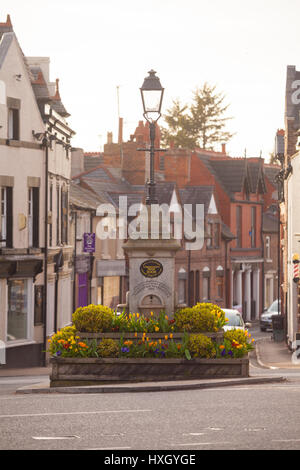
xmin=160 ymin=99 xmax=196 ymax=149
xmin=161 ymin=83 xmax=234 ymax=150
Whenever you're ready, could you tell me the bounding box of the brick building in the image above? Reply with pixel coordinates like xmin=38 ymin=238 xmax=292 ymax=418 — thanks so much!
xmin=71 ymin=120 xmax=278 ymax=317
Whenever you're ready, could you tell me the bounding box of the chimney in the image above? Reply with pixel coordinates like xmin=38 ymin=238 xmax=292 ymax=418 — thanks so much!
xmin=275 ymin=129 xmax=285 ymax=157
xmin=107 ymin=132 xmax=113 ymax=144
xmin=221 ymin=143 xmax=226 ymax=154
xmin=118 ymin=117 xmax=123 ymax=144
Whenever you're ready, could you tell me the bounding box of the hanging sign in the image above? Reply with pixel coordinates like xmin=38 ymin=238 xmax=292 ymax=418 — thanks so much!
xmin=83 ymin=233 xmax=95 ymax=253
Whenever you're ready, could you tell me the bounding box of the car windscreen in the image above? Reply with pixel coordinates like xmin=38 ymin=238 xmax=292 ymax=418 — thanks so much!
xmin=268 ymin=301 xmax=280 ymax=312
xmin=225 ymin=312 xmax=243 ymax=326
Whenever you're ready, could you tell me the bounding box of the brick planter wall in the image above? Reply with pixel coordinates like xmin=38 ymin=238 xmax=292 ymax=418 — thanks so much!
xmin=50 ymin=355 xmax=249 ymax=387
xmin=77 ymin=331 xmax=224 ymax=344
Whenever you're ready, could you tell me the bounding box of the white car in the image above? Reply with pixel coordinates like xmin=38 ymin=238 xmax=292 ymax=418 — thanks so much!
xmin=222 ymin=308 xmax=251 ymax=331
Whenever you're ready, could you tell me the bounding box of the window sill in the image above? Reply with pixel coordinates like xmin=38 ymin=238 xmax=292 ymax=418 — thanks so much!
xmin=5 ymin=339 xmax=36 ymax=349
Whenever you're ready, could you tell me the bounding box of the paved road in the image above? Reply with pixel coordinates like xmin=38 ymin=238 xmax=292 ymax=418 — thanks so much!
xmin=0 ymin=379 xmax=300 ymax=450
xmin=0 ymin=324 xmax=299 ymax=451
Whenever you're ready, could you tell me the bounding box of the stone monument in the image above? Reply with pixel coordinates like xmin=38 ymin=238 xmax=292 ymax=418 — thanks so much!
xmin=122 ymin=206 xmax=181 ymax=317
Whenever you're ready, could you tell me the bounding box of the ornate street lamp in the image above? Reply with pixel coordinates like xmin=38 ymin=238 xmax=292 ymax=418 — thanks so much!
xmin=139 ymin=69 xmax=165 ymax=205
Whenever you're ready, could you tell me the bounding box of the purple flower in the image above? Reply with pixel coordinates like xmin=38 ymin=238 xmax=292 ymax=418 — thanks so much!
xmin=121 ymin=347 xmax=130 ymax=353
xmin=228 ymin=350 xmax=233 ymax=356
xmin=221 ymin=349 xmax=226 ymax=357
xmin=56 ymin=350 xmax=62 ymax=356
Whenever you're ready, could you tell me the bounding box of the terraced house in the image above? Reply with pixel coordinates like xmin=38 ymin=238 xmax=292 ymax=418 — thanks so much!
xmin=71 ymin=124 xmax=279 ymax=319
xmin=0 ymin=15 xmax=75 ymax=367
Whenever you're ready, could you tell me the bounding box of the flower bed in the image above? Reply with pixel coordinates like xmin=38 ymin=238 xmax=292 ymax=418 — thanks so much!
xmin=48 ymin=303 xmax=254 ymax=387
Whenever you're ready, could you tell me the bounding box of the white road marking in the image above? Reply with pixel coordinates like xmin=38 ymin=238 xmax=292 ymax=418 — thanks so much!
xmin=32 ymin=436 xmax=80 ymax=440
xmin=0 ymin=409 xmax=151 ymax=419
xmin=172 ymin=441 xmax=230 ymax=447
xmin=85 ymin=447 xmax=132 ymax=450
xmin=272 ymin=439 xmax=300 ymax=443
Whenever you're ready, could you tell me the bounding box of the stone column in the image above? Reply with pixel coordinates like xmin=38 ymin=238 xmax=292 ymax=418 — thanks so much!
xmin=245 ymin=268 xmax=252 ymax=321
xmin=236 ymin=269 xmax=242 ymax=306
xmin=253 ymin=269 xmax=260 ymax=320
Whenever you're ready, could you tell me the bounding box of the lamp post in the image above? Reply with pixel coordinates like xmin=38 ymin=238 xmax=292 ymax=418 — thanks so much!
xmin=139 ymin=69 xmax=165 ymax=205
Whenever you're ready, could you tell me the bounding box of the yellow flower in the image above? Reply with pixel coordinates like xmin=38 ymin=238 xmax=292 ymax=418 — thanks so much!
xmin=164 ymin=335 xmax=168 ymax=340
xmin=159 ymin=339 xmax=162 ymax=344
xmin=170 ymin=333 xmax=173 ymax=339
xmin=136 ymin=313 xmax=140 ymax=318
xmin=134 ymin=332 xmax=137 ymax=337
xmin=165 ymin=315 xmax=168 ymax=320
xmin=150 ymin=311 xmax=154 ymax=317
xmin=154 ymin=326 xmax=159 ymax=332
xmin=225 ymin=318 xmax=229 ymax=322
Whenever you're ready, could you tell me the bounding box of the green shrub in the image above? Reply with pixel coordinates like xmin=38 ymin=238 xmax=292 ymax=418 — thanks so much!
xmin=224 ymin=328 xmax=249 ymax=346
xmin=187 ymin=334 xmax=216 ymax=358
xmin=97 ymin=338 xmax=119 ymax=358
xmin=174 ymin=303 xmax=226 ymax=332
xmin=72 ymin=304 xmax=114 ymax=332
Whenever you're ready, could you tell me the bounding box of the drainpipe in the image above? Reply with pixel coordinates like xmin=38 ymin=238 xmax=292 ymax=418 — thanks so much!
xmin=42 ymin=134 xmax=49 ymax=367
xmin=73 ymin=210 xmax=77 ymax=312
xmin=261 ymin=204 xmax=265 ymax=318
xmin=187 ymin=248 xmax=191 ymax=307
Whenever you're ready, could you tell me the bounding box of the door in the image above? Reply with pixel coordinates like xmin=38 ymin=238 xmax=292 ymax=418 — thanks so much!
xmin=78 ymin=273 xmax=88 ymax=308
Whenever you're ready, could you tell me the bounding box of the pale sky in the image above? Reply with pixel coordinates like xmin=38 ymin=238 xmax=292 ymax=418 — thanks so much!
xmin=2 ymin=0 xmax=299 ymax=159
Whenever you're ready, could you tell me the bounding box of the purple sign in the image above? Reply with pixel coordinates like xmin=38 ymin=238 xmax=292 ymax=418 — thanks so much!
xmin=83 ymin=233 xmax=95 ymax=253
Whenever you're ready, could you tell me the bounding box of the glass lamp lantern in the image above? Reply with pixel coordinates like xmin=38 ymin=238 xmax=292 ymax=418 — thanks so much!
xmin=140 ymin=69 xmax=164 ymax=123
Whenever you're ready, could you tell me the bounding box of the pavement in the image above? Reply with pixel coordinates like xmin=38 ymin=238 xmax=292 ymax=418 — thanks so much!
xmin=0 ymin=335 xmax=299 ymax=394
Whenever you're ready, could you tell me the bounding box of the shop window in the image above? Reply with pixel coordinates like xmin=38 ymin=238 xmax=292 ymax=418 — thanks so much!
xmin=7 ymin=279 xmax=30 ymax=341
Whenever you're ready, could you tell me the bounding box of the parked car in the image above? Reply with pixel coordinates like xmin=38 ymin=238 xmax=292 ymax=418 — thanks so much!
xmin=260 ymin=299 xmax=281 ymax=332
xmin=222 ymin=308 xmax=251 ymax=331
